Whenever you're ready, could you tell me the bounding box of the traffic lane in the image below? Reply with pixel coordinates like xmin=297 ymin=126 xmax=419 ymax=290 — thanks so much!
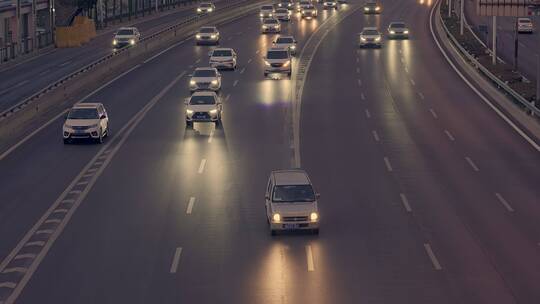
xmin=11 ymin=9 xmax=341 ymax=303
xmin=298 ymin=3 xmax=457 ymax=303
xmin=379 ymin=0 xmax=540 ymax=301
xmin=0 ymin=0 xmax=235 ymax=112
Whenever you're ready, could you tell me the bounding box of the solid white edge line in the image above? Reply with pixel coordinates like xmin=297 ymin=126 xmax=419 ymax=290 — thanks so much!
xmin=495 ymin=193 xmax=515 ymax=212
xmin=400 ymin=193 xmax=412 ymax=212
xmin=306 ymin=245 xmax=315 ymax=272
xmin=187 ymin=197 xmax=195 ymax=214
xmin=429 ymin=0 xmax=540 ymax=152
xmin=198 ymin=159 xmax=207 ymax=174
xmin=424 ymin=243 xmax=442 ymax=270
xmin=0 ymin=64 xmax=142 ymax=162
xmin=361 ymin=93 xmax=365 ymax=100
xmin=169 ymin=247 xmax=183 ymax=273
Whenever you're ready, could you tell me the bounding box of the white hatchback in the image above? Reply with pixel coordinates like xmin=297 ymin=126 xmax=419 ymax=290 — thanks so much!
xmin=189 ymin=67 xmax=222 ymax=92
xmin=209 ymin=48 xmax=237 ymax=70
xmin=265 ymin=169 xmax=320 ymax=235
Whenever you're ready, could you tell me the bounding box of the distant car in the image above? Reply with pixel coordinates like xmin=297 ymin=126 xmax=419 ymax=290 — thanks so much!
xmin=185 ymin=91 xmax=222 ymax=127
xmin=261 ymin=18 xmax=281 ymax=33
xmin=387 ymin=21 xmax=409 ymax=39
xmin=323 ymin=0 xmax=338 ymax=9
xmin=273 ymin=35 xmax=297 ymax=55
xmin=301 ymin=5 xmax=318 ymax=18
xmin=297 ymin=0 xmax=311 ymax=12
xmin=277 ymin=0 xmax=294 ymax=10
xmin=260 ymin=4 xmax=275 ymax=18
xmin=363 ymin=2 xmax=381 ymax=14
xmin=63 ymin=103 xmax=109 ymax=144
xmin=518 ymin=17 xmax=533 ymax=33
xmin=359 ymin=27 xmax=382 ymax=48
xmin=189 ymin=67 xmax=222 ymax=92
xmin=275 ymin=8 xmax=291 ymax=21
xmin=264 ymin=47 xmax=292 ymax=77
xmin=197 ymin=2 xmax=215 ymax=14
xmin=209 ymin=48 xmax=237 ymax=70
xmin=112 ymin=27 xmax=140 ymax=48
xmin=195 ymin=26 xmax=220 ymax=45
xmin=265 ymin=169 xmax=320 ymax=235
xmin=337 ymin=0 xmax=347 ymax=3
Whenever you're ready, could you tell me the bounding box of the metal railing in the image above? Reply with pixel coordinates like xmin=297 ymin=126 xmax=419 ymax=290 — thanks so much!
xmin=439 ymin=3 xmax=540 ymax=117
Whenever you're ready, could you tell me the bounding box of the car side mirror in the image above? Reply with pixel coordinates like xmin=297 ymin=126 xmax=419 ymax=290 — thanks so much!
xmin=184 ymin=100 xmax=189 ymax=105
xmin=316 ymin=193 xmax=321 ymax=199
xmin=265 ymin=194 xmax=270 ymax=200
xmin=100 ymin=114 xmax=107 ymax=119
xmin=208 ymin=51 xmax=213 ymax=57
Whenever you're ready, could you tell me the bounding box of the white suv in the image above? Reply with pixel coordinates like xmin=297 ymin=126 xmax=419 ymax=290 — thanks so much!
xmin=185 ymin=91 xmax=222 ymax=127
xmin=112 ymin=27 xmax=140 ymax=48
xmin=209 ymin=48 xmax=237 ymax=70
xmin=273 ymin=35 xmax=297 ymax=55
xmin=195 ymin=26 xmax=220 ymax=45
xmin=63 ymin=103 xmax=109 ymax=144
xmin=265 ymin=169 xmax=320 ymax=235
xmin=261 ymin=18 xmax=281 ymax=33
xmin=264 ymin=47 xmax=292 ymax=77
xmin=189 ymin=67 xmax=222 ymax=92
xmin=260 ymin=4 xmax=275 ymax=18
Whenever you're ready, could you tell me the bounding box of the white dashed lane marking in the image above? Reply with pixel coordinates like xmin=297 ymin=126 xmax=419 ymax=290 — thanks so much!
xmin=410 ymin=78 xmax=416 ymax=86
xmin=0 ymin=282 xmax=16 ymax=289
xmin=240 ymin=67 xmax=246 ymax=74
xmin=424 ymin=243 xmax=442 ymax=270
xmin=495 ymin=193 xmax=514 ymax=212
xmin=365 ymin=109 xmax=371 ymax=118
xmin=187 ymin=197 xmax=195 ymax=214
xmin=400 ymin=193 xmax=412 ymax=212
xmin=357 ymin=79 xmax=362 ymax=86
xmin=58 ymin=60 xmax=71 ymax=67
xmin=233 ymin=80 xmax=239 ymax=87
xmin=418 ymin=92 xmax=425 ymax=100
xmin=247 ymin=58 xmax=252 ymax=64
xmin=429 ymin=109 xmax=438 ymax=119
xmin=372 ymin=130 xmax=380 ymax=142
xmin=444 ymin=130 xmax=455 ymax=141
xmin=208 ymin=130 xmax=214 ymax=143
xmin=198 ymin=159 xmax=207 ymax=174
xmin=384 ymin=157 xmax=393 ymax=172
xmin=169 ymin=247 xmax=183 ymax=273
xmin=195 ymin=58 xmax=201 ymax=64
xmin=306 ymin=245 xmax=315 ymax=272
xmin=361 ymin=93 xmax=365 ymax=100
xmin=465 ymin=157 xmax=479 ymax=172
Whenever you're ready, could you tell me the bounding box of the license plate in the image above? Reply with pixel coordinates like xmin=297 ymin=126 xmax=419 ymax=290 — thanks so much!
xmin=284 ymin=224 xmax=298 ymax=229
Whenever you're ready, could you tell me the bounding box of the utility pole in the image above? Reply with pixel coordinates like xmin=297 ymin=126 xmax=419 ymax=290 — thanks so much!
xmin=492 ymin=16 xmax=497 ymax=65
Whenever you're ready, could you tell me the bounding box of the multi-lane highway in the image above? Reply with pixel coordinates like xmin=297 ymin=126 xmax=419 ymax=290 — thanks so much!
xmin=0 ymin=0 xmax=539 ymax=303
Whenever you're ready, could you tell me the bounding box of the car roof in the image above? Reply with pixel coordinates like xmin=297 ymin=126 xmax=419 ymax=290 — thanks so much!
xmin=194 ymin=67 xmax=217 ymax=71
xmin=200 ymin=26 xmax=217 ymax=30
xmin=191 ymin=91 xmax=217 ymax=97
xmin=118 ymin=27 xmax=136 ymax=31
xmin=267 ymin=47 xmax=288 ymax=52
xmin=390 ymin=21 xmax=405 ymax=25
xmin=272 ymin=170 xmax=311 ymax=186
xmin=277 ymin=35 xmax=294 ymax=39
xmin=200 ymin=2 xmax=213 ymax=5
xmin=213 ymin=47 xmax=233 ymax=51
xmin=518 ymin=17 xmax=531 ymax=21
xmin=363 ymin=27 xmax=378 ymax=31
xmin=73 ymin=103 xmax=103 ymax=109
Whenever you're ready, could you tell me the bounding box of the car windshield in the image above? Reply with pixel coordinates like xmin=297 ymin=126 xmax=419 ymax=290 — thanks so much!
xmin=200 ymin=27 xmax=216 ymax=33
xmin=190 ymin=96 xmax=216 ymax=105
xmin=272 ymin=185 xmax=316 ymax=202
xmin=262 ymin=5 xmax=273 ymax=10
xmin=390 ymin=23 xmax=405 ymax=28
xmin=363 ymin=30 xmax=379 ymax=35
xmin=68 ymin=108 xmax=99 ymax=119
xmin=213 ymin=50 xmax=232 ymax=56
xmin=518 ymin=19 xmax=530 ymax=23
xmin=201 ymin=3 xmax=212 ymax=7
xmin=193 ymin=69 xmax=217 ymax=77
xmin=267 ymin=50 xmax=289 ymax=59
xmin=116 ymin=29 xmax=134 ymax=35
xmin=276 ymin=37 xmax=294 ymax=44
xmin=366 ymin=3 xmax=377 ymax=7
xmin=265 ymin=19 xmax=279 ymax=24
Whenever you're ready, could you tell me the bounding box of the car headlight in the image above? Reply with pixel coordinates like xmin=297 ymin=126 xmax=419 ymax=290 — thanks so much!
xmin=190 ymin=80 xmax=196 ymax=85
xmin=283 ymin=60 xmax=290 ymax=67
xmin=210 ymin=34 xmax=217 ymax=39
xmin=302 ymin=10 xmax=305 ymax=13
xmin=361 ymin=37 xmax=366 ymax=41
xmin=290 ymin=45 xmax=296 ymax=49
xmin=310 ymin=212 xmax=319 ymax=222
xmin=260 ymin=13 xmax=264 ymax=16
xmin=196 ymin=34 xmax=201 ymax=39
xmin=375 ymin=37 xmax=381 ymax=41
xmin=278 ymin=3 xmax=282 ymax=6
xmin=264 ymin=60 xmax=271 ymax=66
xmin=211 ymin=80 xmax=218 ymax=85
xmin=364 ymin=7 xmax=368 ymax=10
xmin=272 ymin=213 xmax=281 ymax=223
xmin=269 ymin=13 xmax=273 ymax=16
xmin=197 ymin=8 xmax=202 ymax=11
xmin=112 ymin=39 xmax=117 ymax=45
xmin=208 ymin=8 xmax=213 ymax=12
xmin=404 ymin=30 xmax=409 ymax=34
xmin=130 ymin=39 xmax=135 ymax=45
xmin=390 ymin=30 xmax=395 ymax=34
xmin=209 ymin=109 xmax=218 ymax=114
xmin=186 ymin=109 xmax=194 ymax=114
xmin=375 ymin=6 xmax=380 ymax=10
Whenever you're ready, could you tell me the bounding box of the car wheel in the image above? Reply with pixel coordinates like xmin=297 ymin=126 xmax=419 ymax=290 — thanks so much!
xmin=97 ymin=129 xmax=104 ymax=144
xmin=312 ymin=228 xmax=319 ymax=235
xmin=186 ymin=120 xmax=193 ymax=128
xmin=270 ymin=229 xmax=277 ymax=236
xmin=63 ymin=138 xmax=70 ymax=145
xmin=264 ymin=72 xmax=268 ymax=77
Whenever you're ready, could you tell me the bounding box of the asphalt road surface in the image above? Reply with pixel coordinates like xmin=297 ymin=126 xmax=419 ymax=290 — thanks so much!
xmin=0 ymin=0 xmax=539 ymax=303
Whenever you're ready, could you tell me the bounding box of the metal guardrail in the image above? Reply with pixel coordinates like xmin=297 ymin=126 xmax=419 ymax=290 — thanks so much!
xmin=439 ymin=4 xmax=540 ymax=117
xmin=0 ymin=0 xmax=263 ymax=121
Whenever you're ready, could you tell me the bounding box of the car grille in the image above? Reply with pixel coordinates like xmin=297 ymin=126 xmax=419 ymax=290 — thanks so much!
xmin=283 ymin=216 xmax=308 ymax=222
xmin=198 ymin=82 xmax=211 ymax=88
xmin=193 ymin=112 xmax=210 ymax=119
xmin=72 ymin=126 xmax=90 ymax=130
xmin=271 ymin=63 xmax=283 ymax=67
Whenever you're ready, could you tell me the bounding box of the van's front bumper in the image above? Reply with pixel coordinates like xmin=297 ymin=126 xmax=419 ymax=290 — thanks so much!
xmin=270 ymin=221 xmax=319 ymax=231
